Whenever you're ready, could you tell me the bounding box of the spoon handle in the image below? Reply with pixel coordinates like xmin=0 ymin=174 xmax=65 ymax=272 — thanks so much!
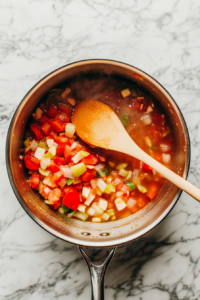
xmin=120 ymin=137 xmax=200 ymax=202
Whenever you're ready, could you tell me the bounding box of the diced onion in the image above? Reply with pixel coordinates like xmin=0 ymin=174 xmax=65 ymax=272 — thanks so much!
xmin=90 ymin=179 xmax=98 ymax=189
xmin=70 ymin=142 xmax=77 ymax=150
xmin=139 ymin=161 xmax=143 ymax=169
xmin=40 ymin=158 xmax=51 ymax=170
xmin=73 ymin=211 xmax=88 ymax=221
xmin=84 ymin=193 xmax=95 ymax=206
xmin=82 ymin=187 xmax=91 ymax=198
xmin=46 ymin=139 xmax=54 ymax=147
xmin=86 ymin=165 xmax=95 ymax=169
xmin=132 ymin=169 xmax=139 ymax=180
xmin=126 ymin=171 xmax=133 ymax=181
xmin=30 ymin=140 xmax=38 ymax=151
xmin=146 ymin=106 xmax=153 ymax=113
xmin=145 ymin=137 xmax=152 ymax=147
xmin=98 ymin=198 xmax=108 ymax=211
xmin=94 ymin=164 xmax=105 ymax=171
xmin=34 ymin=147 xmax=45 ymax=160
xmin=160 ymin=143 xmax=172 ymax=152
xmin=116 ymin=191 xmax=123 ymax=197
xmin=92 ymin=217 xmax=101 ymax=223
xmin=49 ymin=146 xmax=56 ymax=156
xmin=127 ymin=198 xmax=137 ymax=210
xmin=97 ymin=179 xmax=107 ymax=192
xmin=60 ymin=165 xmax=74 ymax=178
xmin=72 ymin=151 xmax=90 ymax=164
xmin=101 ymin=213 xmax=110 ymax=221
xmin=87 ymin=207 xmax=96 ymax=216
xmin=39 ymin=168 xmax=51 ymax=176
xmin=141 ymin=114 xmax=152 ymax=125
xmin=44 ymin=187 xmax=51 ymax=194
xmin=162 ymin=153 xmax=171 ymax=164
xmin=92 ymin=203 xmax=104 ymax=216
xmin=114 ymin=198 xmax=126 ymax=211
xmin=78 ymin=204 xmax=86 ymax=213
xmin=65 ymin=123 xmax=75 ymax=138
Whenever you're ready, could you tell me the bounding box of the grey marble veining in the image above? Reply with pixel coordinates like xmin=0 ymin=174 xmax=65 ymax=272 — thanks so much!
xmin=1 ymin=0 xmax=200 ymax=299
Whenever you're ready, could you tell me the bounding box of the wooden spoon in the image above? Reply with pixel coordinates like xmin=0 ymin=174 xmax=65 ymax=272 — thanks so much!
xmin=72 ymin=99 xmax=200 ymax=201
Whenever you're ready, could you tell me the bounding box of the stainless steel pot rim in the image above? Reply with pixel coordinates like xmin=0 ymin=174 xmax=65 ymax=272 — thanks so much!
xmin=6 ymin=59 xmax=191 ymax=247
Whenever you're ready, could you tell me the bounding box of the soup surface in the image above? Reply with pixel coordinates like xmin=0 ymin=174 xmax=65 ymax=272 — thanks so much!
xmin=22 ymin=76 xmax=173 ymax=222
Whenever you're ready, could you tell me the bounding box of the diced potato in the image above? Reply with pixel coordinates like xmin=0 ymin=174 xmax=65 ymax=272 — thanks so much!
xmin=92 ymin=217 xmax=101 ymax=223
xmin=82 ymin=187 xmax=91 ymax=198
xmin=92 ymin=203 xmax=104 ymax=216
xmin=87 ymin=207 xmax=96 ymax=216
xmin=78 ymin=204 xmax=86 ymax=213
xmin=126 ymin=171 xmax=132 ymax=181
xmin=73 ymin=211 xmax=89 ymax=221
xmin=46 ymin=139 xmax=54 ymax=147
xmin=34 ymin=147 xmax=45 ymax=160
xmin=101 ymin=213 xmax=110 ymax=221
xmin=49 ymin=146 xmax=56 ymax=156
xmin=84 ymin=193 xmax=95 ymax=206
xmin=114 ymin=198 xmax=126 ymax=211
xmin=121 ymin=88 xmax=131 ymax=98
xmin=98 ymin=198 xmax=108 ymax=211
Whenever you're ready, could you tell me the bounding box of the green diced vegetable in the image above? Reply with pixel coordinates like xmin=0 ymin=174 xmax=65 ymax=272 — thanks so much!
xmin=122 ymin=114 xmax=128 ymax=128
xmin=107 ymin=209 xmax=115 ymax=216
xmin=97 ymin=169 xmax=109 ymax=177
xmin=38 ymin=142 xmax=47 ymax=149
xmin=116 ymin=163 xmax=128 ymax=170
xmin=62 ymin=205 xmax=70 ymax=213
xmin=137 ymin=184 xmax=147 ymax=193
xmin=24 ymin=138 xmax=30 ymax=147
xmin=43 ymin=152 xmax=54 ymax=159
xmin=131 ymin=89 xmax=138 ymax=97
xmin=67 ymin=210 xmax=75 ymax=217
xmin=71 ymin=162 xmax=87 ymax=177
xmin=80 ymin=151 xmax=90 ymax=157
xmin=67 ymin=178 xmax=74 ymax=186
xmin=126 ymin=181 xmax=135 ymax=191
xmin=104 ymin=183 xmax=116 ymax=194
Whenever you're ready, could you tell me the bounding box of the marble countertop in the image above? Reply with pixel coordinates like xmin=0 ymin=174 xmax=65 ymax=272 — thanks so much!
xmin=1 ymin=0 xmax=200 ymax=299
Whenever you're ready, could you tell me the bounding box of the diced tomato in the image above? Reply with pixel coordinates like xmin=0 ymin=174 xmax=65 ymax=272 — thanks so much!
xmin=38 ymin=116 xmax=51 ymax=125
xmin=47 ymin=162 xmax=60 ymax=173
xmin=57 ymin=143 xmax=68 ymax=156
xmin=56 ymin=136 xmax=68 ymax=144
xmin=41 ymin=122 xmax=52 ymax=136
xmin=48 ymin=188 xmax=61 ymax=202
xmin=64 ymin=145 xmax=71 ymax=162
xmin=82 ymin=154 xmax=98 ymax=165
xmin=62 ymin=187 xmax=80 ymax=211
xmin=53 ymin=156 xmax=66 ymax=166
xmin=154 ymin=152 xmax=162 ymax=162
xmin=133 ymin=99 xmax=143 ymax=110
xmin=152 ymin=112 xmax=164 ymax=126
xmin=73 ymin=182 xmax=82 ymax=191
xmin=121 ymin=184 xmax=129 ymax=193
xmin=80 ymin=169 xmax=96 ymax=181
xmin=51 ymin=119 xmax=64 ymax=132
xmin=30 ymin=174 xmax=41 ymax=189
xmin=52 ymin=198 xmax=62 ymax=210
xmin=59 ymin=103 xmax=72 ymax=116
xmin=47 ymin=105 xmax=57 ymax=118
xmin=55 ymin=112 xmax=70 ymax=123
xmin=30 ymin=123 xmax=43 ymax=141
xmin=24 ymin=151 xmax=40 ymax=170
xmin=79 ymin=195 xmax=85 ymax=204
xmin=146 ymin=182 xmax=160 ymax=200
xmin=98 ymin=154 xmax=106 ymax=163
xmin=51 ymin=171 xmax=64 ymax=185
xmin=68 ymin=138 xmax=75 ymax=146
xmin=49 ymin=132 xmax=59 ymax=143
xmin=142 ymin=163 xmax=153 ymax=172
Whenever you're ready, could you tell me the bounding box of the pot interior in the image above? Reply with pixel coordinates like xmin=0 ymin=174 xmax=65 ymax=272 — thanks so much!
xmin=6 ymin=60 xmax=190 ymax=247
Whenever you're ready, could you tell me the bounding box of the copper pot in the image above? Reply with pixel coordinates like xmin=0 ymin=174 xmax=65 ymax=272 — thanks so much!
xmin=6 ymin=59 xmax=190 ymax=300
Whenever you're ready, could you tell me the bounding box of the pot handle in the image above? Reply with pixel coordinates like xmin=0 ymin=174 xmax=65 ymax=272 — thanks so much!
xmin=78 ymin=246 xmax=116 ymax=300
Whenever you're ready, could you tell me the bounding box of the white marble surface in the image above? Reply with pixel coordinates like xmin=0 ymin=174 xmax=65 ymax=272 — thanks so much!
xmin=1 ymin=0 xmax=200 ymax=299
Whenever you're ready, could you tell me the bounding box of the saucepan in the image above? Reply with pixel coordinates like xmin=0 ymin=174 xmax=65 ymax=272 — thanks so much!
xmin=6 ymin=59 xmax=190 ymax=299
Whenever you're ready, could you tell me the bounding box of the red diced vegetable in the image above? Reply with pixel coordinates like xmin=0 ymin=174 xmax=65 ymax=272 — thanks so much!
xmin=52 ymin=171 xmax=64 ymax=185
xmin=82 ymin=154 xmax=98 ymax=165
xmin=41 ymin=122 xmax=52 ymax=136
xmin=98 ymin=154 xmax=106 ymax=163
xmin=47 ymin=162 xmax=60 ymax=173
xmin=30 ymin=124 xmax=43 ymax=141
xmin=57 ymin=143 xmax=68 ymax=156
xmin=47 ymin=105 xmax=57 ymax=118
xmin=73 ymin=182 xmax=83 ymax=191
xmin=80 ymin=169 xmax=96 ymax=181
xmin=55 ymin=112 xmax=70 ymax=123
xmin=59 ymin=104 xmax=72 ymax=116
xmin=142 ymin=163 xmax=152 ymax=172
xmin=38 ymin=116 xmax=51 ymax=125
xmin=68 ymin=138 xmax=75 ymax=146
xmin=56 ymin=136 xmax=68 ymax=144
xmin=24 ymin=151 xmax=40 ymax=170
xmin=51 ymin=119 xmax=64 ymax=132
xmin=52 ymin=198 xmax=62 ymax=210
xmin=53 ymin=156 xmax=66 ymax=166
xmin=64 ymin=145 xmax=71 ymax=162
xmin=30 ymin=174 xmax=41 ymax=189
xmin=62 ymin=187 xmax=80 ymax=211
xmin=49 ymin=132 xmax=59 ymax=143
xmin=146 ymin=182 xmax=159 ymax=200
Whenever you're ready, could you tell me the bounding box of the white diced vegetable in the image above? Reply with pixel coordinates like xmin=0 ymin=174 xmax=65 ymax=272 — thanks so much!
xmin=70 ymin=142 xmax=77 ymax=150
xmin=160 ymin=144 xmax=172 ymax=152
xmin=162 ymin=153 xmax=171 ymax=163
xmin=146 ymin=106 xmax=153 ymax=113
xmin=43 ymin=176 xmax=57 ymax=188
xmin=141 ymin=114 xmax=152 ymax=125
xmin=78 ymin=204 xmax=86 ymax=213
xmin=71 ymin=162 xmax=87 ymax=177
xmin=49 ymin=146 xmax=56 ymax=156
xmin=40 ymin=158 xmax=51 ymax=170
xmin=39 ymin=168 xmax=51 ymax=176
xmin=101 ymin=213 xmax=110 ymax=221
xmin=84 ymin=193 xmax=95 ymax=206
xmin=87 ymin=207 xmax=96 ymax=216
xmin=90 ymin=179 xmax=98 ymax=189
xmin=73 ymin=211 xmax=88 ymax=221
xmin=97 ymin=179 xmax=107 ymax=192
xmin=92 ymin=203 xmax=104 ymax=216
xmin=65 ymin=123 xmax=75 ymax=138
xmin=119 ymin=169 xmax=128 ymax=177
xmin=127 ymin=198 xmax=137 ymax=210
xmin=116 ymin=191 xmax=123 ymax=197
xmin=132 ymin=169 xmax=139 ymax=180
xmin=72 ymin=150 xmax=90 ymax=164
xmin=98 ymin=198 xmax=108 ymax=211
xmin=32 ymin=107 xmax=43 ymax=120
xmin=82 ymin=187 xmax=91 ymax=198
xmin=34 ymin=147 xmax=45 ymax=160
xmin=46 ymin=139 xmax=54 ymax=147
xmin=92 ymin=217 xmax=101 ymax=223
xmin=60 ymin=165 xmax=74 ymax=179
xmin=44 ymin=187 xmax=51 ymax=194
xmin=121 ymin=88 xmax=131 ymax=98
xmin=137 ymin=184 xmax=147 ymax=193
xmin=145 ymin=137 xmax=152 ymax=147
xmin=30 ymin=140 xmax=38 ymax=151
xmin=94 ymin=164 xmax=105 ymax=171
xmin=115 ymin=198 xmax=126 ymax=211
xmin=126 ymin=171 xmax=133 ymax=181
xmin=86 ymin=165 xmax=95 ymax=169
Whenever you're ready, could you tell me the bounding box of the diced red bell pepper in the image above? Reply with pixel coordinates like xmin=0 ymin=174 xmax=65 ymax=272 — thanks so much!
xmin=38 ymin=116 xmax=51 ymax=125
xmin=24 ymin=151 xmax=40 ymax=170
xmin=49 ymin=132 xmax=59 ymax=143
xmin=73 ymin=182 xmax=83 ymax=191
xmin=30 ymin=174 xmax=41 ymax=189
xmin=56 ymin=136 xmax=68 ymax=144
xmin=142 ymin=163 xmax=153 ymax=172
xmin=57 ymin=143 xmax=68 ymax=156
xmin=80 ymin=169 xmax=96 ymax=181
xmin=146 ymin=182 xmax=159 ymax=200
xmin=55 ymin=112 xmax=70 ymax=123
xmin=41 ymin=122 xmax=52 ymax=136
xmin=47 ymin=105 xmax=57 ymax=118
xmin=51 ymin=119 xmax=64 ymax=132
xmin=64 ymin=145 xmax=71 ymax=162
xmin=59 ymin=103 xmax=72 ymax=116
xmin=52 ymin=198 xmax=62 ymax=210
xmin=152 ymin=112 xmax=164 ymax=126
xmin=68 ymin=138 xmax=75 ymax=146
xmin=30 ymin=123 xmax=43 ymax=141
xmin=82 ymin=154 xmax=98 ymax=165
xmin=62 ymin=187 xmax=80 ymax=211
xmin=47 ymin=162 xmax=60 ymax=173
xmin=53 ymin=156 xmax=66 ymax=166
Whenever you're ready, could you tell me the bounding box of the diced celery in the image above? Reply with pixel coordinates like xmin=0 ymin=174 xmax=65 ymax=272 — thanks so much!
xmin=137 ymin=184 xmax=147 ymax=193
xmin=131 ymin=89 xmax=138 ymax=97
xmin=126 ymin=181 xmax=135 ymax=191
xmin=71 ymin=162 xmax=87 ymax=177
xmin=38 ymin=142 xmax=47 ymax=149
xmin=39 ymin=168 xmax=51 ymax=176
xmin=24 ymin=138 xmax=30 ymax=146
xmin=107 ymin=209 xmax=115 ymax=216
xmin=73 ymin=211 xmax=89 ymax=221
xmin=43 ymin=152 xmax=54 ymax=159
xmin=67 ymin=178 xmax=74 ymax=186
xmin=119 ymin=169 xmax=128 ymax=177
xmin=121 ymin=114 xmax=128 ymax=128
xmin=104 ymin=183 xmax=116 ymax=194
xmin=96 ymin=169 xmax=109 ymax=177
xmin=116 ymin=163 xmax=128 ymax=170
xmin=121 ymin=88 xmax=131 ymax=98
xmin=62 ymin=205 xmax=70 ymax=213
